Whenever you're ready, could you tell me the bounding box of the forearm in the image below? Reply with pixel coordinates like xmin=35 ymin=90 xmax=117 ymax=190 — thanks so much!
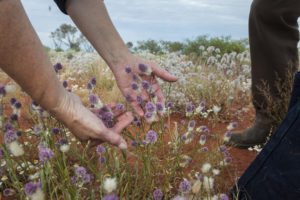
xmin=66 ymin=0 xmax=131 ymax=71
xmin=0 ymin=0 xmax=66 ymax=112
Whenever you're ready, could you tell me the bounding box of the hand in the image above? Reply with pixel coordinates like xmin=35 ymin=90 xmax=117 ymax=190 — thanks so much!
xmin=111 ymin=54 xmax=178 ymax=116
xmin=51 ymin=92 xmax=133 ymax=149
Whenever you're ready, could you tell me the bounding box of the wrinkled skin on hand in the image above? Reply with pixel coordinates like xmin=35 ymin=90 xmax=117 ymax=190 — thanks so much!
xmin=51 ymin=93 xmax=133 ymax=150
xmin=112 ymin=55 xmax=178 ymax=117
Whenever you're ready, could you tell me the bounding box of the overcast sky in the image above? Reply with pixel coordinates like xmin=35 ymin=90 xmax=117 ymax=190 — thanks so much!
xmin=21 ymin=0 xmax=253 ymax=48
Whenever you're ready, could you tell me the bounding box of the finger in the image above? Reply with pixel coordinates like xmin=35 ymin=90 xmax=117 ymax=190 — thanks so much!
xmin=100 ymin=129 xmax=128 ymax=150
xmin=151 ymin=64 xmax=178 ymax=82
xmin=89 ymin=139 xmax=103 ymax=148
xmin=151 ymin=82 xmax=165 ymax=105
xmin=130 ymin=101 xmax=144 ymax=117
xmin=113 ymin=112 xmax=134 ymax=133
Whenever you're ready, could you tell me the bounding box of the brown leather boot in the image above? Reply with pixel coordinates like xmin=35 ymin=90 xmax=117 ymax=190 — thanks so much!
xmin=225 ymin=113 xmax=273 ymax=149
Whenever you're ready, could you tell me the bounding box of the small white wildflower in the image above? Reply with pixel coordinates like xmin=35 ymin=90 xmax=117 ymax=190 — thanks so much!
xmin=201 ymin=163 xmax=211 ymax=173
xmin=192 ymin=180 xmax=202 ymax=194
xmin=203 ymin=176 xmax=214 ymax=191
xmin=29 ymin=172 xmax=40 ymax=180
xmin=60 ymin=144 xmax=70 ymax=153
xmin=1 ymin=160 xmax=6 ymax=167
xmin=212 ymin=105 xmax=221 ymax=115
xmin=1 ymin=175 xmax=8 ymax=181
xmin=8 ymin=141 xmax=24 ymax=157
xmin=212 ymin=169 xmax=220 ymax=175
xmin=5 ymin=85 xmax=17 ymax=94
xmin=30 ymin=188 xmax=44 ymax=200
xmin=103 ymin=177 xmax=117 ymax=193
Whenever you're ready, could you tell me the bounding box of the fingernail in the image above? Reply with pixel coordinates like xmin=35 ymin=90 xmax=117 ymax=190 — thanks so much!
xmin=118 ymin=142 xmax=128 ymax=150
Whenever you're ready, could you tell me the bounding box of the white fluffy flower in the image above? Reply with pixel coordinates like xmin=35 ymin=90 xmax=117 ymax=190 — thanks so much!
xmin=192 ymin=180 xmax=202 ymax=194
xmin=212 ymin=105 xmax=221 ymax=115
xmin=201 ymin=163 xmax=211 ymax=173
xmin=60 ymin=144 xmax=70 ymax=153
xmin=5 ymin=85 xmax=16 ymax=94
xmin=212 ymin=169 xmax=220 ymax=176
xmin=8 ymin=141 xmax=24 ymax=157
xmin=203 ymin=176 xmax=214 ymax=191
xmin=103 ymin=177 xmax=117 ymax=193
xmin=30 ymin=188 xmax=44 ymax=200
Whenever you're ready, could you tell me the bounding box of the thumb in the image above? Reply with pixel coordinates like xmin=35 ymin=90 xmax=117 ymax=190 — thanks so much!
xmin=151 ymin=64 xmax=178 ymax=82
xmin=101 ymin=130 xmax=128 ymax=150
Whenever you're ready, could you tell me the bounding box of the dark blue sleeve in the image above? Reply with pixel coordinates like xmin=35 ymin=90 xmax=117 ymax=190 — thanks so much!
xmin=54 ymin=0 xmax=68 ymax=15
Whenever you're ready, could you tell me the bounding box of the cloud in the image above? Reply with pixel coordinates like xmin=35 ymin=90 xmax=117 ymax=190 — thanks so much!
xmin=21 ymin=0 xmax=252 ymax=48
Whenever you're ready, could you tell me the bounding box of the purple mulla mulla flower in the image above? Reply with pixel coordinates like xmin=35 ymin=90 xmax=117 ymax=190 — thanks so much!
xmin=67 ymin=88 xmax=72 ymax=92
xmin=100 ymin=105 xmax=110 ymax=112
xmin=0 ymin=148 xmax=3 ymax=157
xmin=131 ymin=140 xmax=137 ymax=147
xmin=146 ymin=130 xmax=157 ymax=143
xmin=53 ymin=62 xmax=63 ymax=73
xmin=133 ymin=115 xmax=138 ymax=121
xmin=179 ymin=180 xmax=191 ymax=193
xmin=4 ymin=130 xmax=17 ymax=144
xmin=87 ymin=82 xmax=93 ymax=90
xmin=90 ymin=77 xmax=97 ymax=85
xmin=145 ymin=112 xmax=153 ymax=119
xmin=132 ymin=73 xmax=139 ymax=81
xmin=225 ymin=157 xmax=232 ymax=163
xmin=204 ymin=128 xmax=210 ymax=134
xmin=150 ymin=92 xmax=156 ymax=98
xmin=116 ymin=103 xmax=124 ymax=111
xmin=142 ymin=80 xmax=151 ymax=90
xmin=145 ymin=102 xmax=156 ymax=113
xmin=232 ymin=122 xmax=238 ymax=128
xmin=3 ymin=188 xmax=12 ymax=197
xmin=14 ymin=101 xmax=22 ymax=109
xmin=200 ymin=101 xmax=206 ymax=107
xmin=125 ymin=66 xmax=132 ymax=73
xmin=90 ymin=104 xmax=95 ymax=108
xmin=181 ymin=134 xmax=187 ymax=141
xmin=99 ymin=156 xmax=106 ymax=163
xmin=33 ymin=125 xmax=42 ymax=135
xmin=96 ymin=145 xmax=105 ymax=154
xmin=188 ymin=120 xmax=196 ymax=128
xmin=131 ymin=82 xmax=139 ymax=90
xmin=199 ymin=174 xmax=204 ymax=182
xmin=59 ymin=137 xmax=68 ymax=145
xmin=9 ymin=97 xmax=17 ymax=105
xmin=138 ymin=63 xmax=148 ymax=73
xmin=10 ymin=114 xmax=18 ymax=121
xmin=16 ymin=130 xmax=22 ymax=136
xmin=220 ymin=194 xmax=229 ymax=200
xmin=70 ymin=176 xmax=77 ymax=185
xmin=153 ymin=189 xmax=163 ymax=200
xmin=103 ymin=194 xmax=119 ymax=200
xmin=136 ymin=96 xmax=143 ymax=104
xmin=39 ymin=148 xmax=54 ymax=164
xmin=180 ymin=120 xmax=185 ymax=125
xmin=219 ymin=145 xmax=227 ymax=152
xmin=75 ymin=166 xmax=87 ymax=177
xmin=166 ymin=102 xmax=173 ymax=108
xmin=62 ymin=80 xmax=68 ymax=88
xmin=4 ymin=123 xmax=13 ymax=131
xmin=156 ymin=102 xmax=164 ymax=112
xmin=224 ymin=151 xmax=230 ymax=157
xmin=186 ymin=104 xmax=195 ymax=113
xmin=136 ymin=121 xmax=142 ymax=127
xmin=164 ymin=124 xmax=169 ymax=129
xmin=142 ymin=140 xmax=148 ymax=146
xmin=89 ymin=94 xmax=98 ymax=104
xmin=82 ymin=173 xmax=92 ymax=183
xmin=52 ymin=128 xmax=60 ymax=135
xmin=200 ymin=134 xmax=206 ymax=141
xmin=24 ymin=182 xmax=42 ymax=196
xmin=0 ymin=86 xmax=6 ymax=97
xmin=125 ymin=94 xmax=132 ymax=102
xmin=225 ymin=131 xmax=232 ymax=137
xmin=203 ymin=147 xmax=208 ymax=152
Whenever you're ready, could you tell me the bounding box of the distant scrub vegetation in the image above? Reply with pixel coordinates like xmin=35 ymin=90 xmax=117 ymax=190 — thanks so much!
xmin=48 ymin=23 xmax=249 ymax=55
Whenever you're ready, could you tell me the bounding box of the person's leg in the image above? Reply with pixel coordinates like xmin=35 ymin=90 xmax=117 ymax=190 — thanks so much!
xmin=227 ymin=0 xmax=300 ymax=148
